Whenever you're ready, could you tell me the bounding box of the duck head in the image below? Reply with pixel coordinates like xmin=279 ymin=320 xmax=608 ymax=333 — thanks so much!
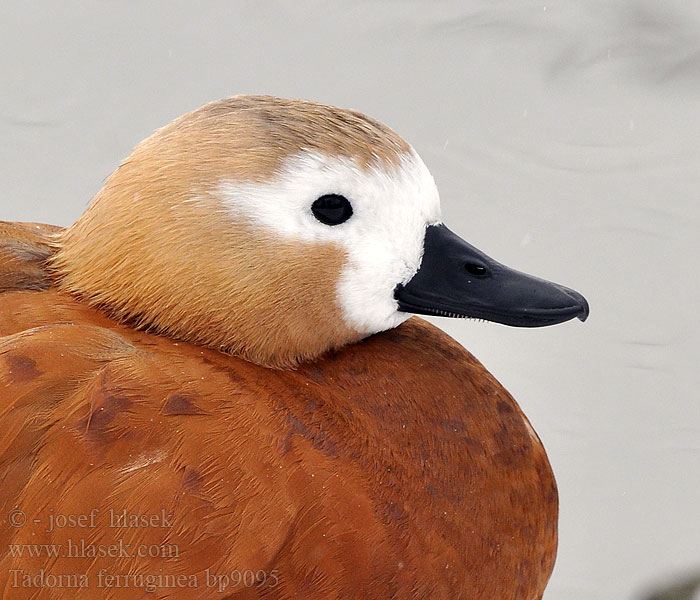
xmin=53 ymin=95 xmax=588 ymax=369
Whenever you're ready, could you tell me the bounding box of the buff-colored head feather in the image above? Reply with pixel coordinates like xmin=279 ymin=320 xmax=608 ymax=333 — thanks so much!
xmin=51 ymin=96 xmax=422 ymax=368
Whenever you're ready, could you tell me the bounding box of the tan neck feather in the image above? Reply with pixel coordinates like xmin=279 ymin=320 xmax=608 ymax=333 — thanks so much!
xmin=52 ymin=191 xmax=361 ymax=368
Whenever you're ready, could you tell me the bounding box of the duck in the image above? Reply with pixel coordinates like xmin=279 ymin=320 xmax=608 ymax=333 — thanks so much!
xmin=0 ymin=95 xmax=588 ymax=599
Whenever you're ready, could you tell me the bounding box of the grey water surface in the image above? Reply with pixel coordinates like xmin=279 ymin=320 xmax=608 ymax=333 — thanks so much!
xmin=1 ymin=2 xmax=699 ymax=599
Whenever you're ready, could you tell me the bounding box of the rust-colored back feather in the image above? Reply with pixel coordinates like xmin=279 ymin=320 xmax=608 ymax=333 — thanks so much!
xmin=0 ymin=222 xmax=557 ymax=599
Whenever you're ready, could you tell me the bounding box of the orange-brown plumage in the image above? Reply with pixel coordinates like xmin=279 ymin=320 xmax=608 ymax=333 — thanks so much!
xmin=0 ymin=96 xmax=585 ymax=599
xmin=0 ymin=222 xmax=556 ymax=599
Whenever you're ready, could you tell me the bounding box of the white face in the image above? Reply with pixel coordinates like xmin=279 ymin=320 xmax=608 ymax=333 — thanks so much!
xmin=218 ymin=149 xmax=441 ymax=335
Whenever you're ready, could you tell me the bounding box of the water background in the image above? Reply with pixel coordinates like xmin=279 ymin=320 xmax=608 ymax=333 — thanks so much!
xmin=2 ymin=2 xmax=699 ymax=598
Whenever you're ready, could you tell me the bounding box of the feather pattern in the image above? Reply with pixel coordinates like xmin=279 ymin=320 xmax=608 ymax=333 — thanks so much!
xmin=0 ymin=221 xmax=557 ymax=599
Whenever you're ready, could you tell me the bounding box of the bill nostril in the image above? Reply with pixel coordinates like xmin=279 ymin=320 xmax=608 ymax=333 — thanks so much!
xmin=464 ymin=263 xmax=488 ymax=277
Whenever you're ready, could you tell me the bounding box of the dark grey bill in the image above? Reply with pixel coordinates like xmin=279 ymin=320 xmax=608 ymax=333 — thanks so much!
xmin=394 ymin=224 xmax=589 ymax=327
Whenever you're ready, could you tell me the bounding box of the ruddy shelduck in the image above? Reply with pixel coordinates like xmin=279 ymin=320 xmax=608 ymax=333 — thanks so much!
xmin=0 ymin=96 xmax=588 ymax=599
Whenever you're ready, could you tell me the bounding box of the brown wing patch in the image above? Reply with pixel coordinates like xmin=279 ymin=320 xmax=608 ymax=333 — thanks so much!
xmin=0 ymin=318 xmax=299 ymax=598
xmin=160 ymin=393 xmax=208 ymax=415
xmin=3 ymin=353 xmax=41 ymax=383
xmin=0 ymin=221 xmax=61 ymax=292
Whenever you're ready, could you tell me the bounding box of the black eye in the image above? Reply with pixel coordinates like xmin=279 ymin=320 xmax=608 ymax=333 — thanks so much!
xmin=311 ymin=194 xmax=353 ymax=226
